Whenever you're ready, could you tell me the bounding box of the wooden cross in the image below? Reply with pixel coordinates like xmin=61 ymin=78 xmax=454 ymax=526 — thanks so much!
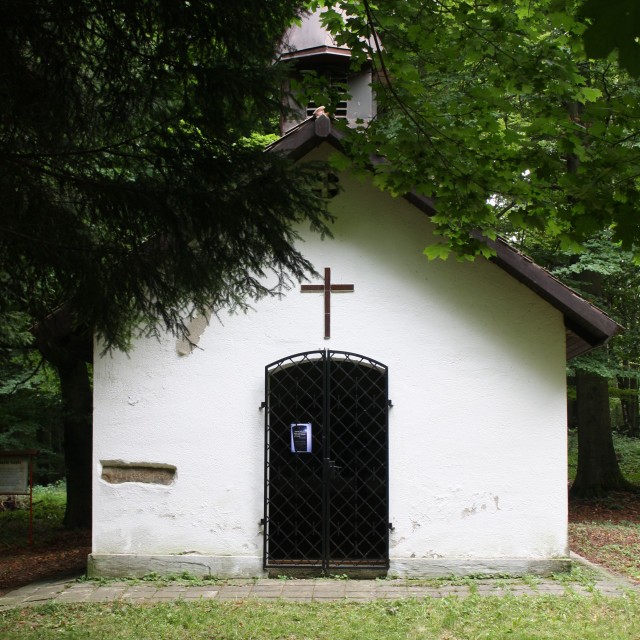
xmin=301 ymin=267 xmax=354 ymax=339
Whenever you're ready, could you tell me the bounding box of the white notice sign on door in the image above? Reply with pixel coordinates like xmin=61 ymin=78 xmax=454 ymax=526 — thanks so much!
xmin=290 ymin=423 xmax=312 ymax=453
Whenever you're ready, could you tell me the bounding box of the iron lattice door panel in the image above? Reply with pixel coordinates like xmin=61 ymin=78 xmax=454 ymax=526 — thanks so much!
xmin=325 ymin=352 xmax=389 ymax=566
xmin=264 ymin=350 xmax=389 ymax=571
xmin=265 ymin=351 xmax=325 ymax=564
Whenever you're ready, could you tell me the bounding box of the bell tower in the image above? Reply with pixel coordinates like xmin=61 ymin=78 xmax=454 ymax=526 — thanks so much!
xmin=278 ymin=10 xmax=375 ymax=134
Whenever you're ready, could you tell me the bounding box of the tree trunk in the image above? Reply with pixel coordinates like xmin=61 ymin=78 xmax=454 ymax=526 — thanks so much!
xmin=33 ymin=307 xmax=93 ymax=529
xmin=570 ymin=370 xmax=636 ymax=497
xmin=58 ymin=359 xmax=93 ymax=528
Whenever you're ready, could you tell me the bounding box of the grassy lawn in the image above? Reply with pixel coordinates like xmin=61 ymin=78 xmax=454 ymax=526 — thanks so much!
xmin=1 ymin=595 xmax=639 ymax=640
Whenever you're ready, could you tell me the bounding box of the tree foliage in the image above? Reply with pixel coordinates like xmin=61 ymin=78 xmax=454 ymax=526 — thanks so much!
xmin=0 ymin=0 xmax=332 ymax=351
xmin=554 ymin=233 xmax=640 ymax=378
xmin=0 ymin=0 xmax=339 ymax=527
xmin=315 ymin=0 xmax=640 ymax=259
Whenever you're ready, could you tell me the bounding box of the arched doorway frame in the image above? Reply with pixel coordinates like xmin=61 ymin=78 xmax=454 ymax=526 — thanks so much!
xmin=263 ymin=350 xmax=389 ymax=573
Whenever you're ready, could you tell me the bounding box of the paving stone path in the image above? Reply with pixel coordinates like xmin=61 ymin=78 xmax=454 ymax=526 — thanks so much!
xmin=0 ymin=576 xmax=633 ymax=610
xmin=0 ymin=556 xmax=636 ymax=611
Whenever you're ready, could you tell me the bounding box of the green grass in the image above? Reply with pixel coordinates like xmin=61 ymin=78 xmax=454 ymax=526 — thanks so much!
xmin=613 ymin=435 xmax=640 ymax=484
xmin=1 ymin=595 xmax=639 ymax=640
xmin=0 ymin=482 xmax=66 ymax=550
xmin=568 ymin=431 xmax=640 ymax=484
xmin=550 ymin=563 xmax=600 ymax=587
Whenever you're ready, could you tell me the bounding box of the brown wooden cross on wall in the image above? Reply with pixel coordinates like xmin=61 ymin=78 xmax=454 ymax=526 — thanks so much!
xmin=301 ymin=267 xmax=354 ymax=339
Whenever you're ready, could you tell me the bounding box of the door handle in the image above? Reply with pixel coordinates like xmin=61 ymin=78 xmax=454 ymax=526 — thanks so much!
xmin=325 ymin=458 xmax=342 ymax=479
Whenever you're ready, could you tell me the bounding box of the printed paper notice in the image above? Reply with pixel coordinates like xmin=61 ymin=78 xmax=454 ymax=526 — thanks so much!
xmin=290 ymin=423 xmax=312 ymax=453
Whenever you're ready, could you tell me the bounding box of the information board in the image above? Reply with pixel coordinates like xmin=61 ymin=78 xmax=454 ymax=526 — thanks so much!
xmin=0 ymin=457 xmax=29 ymax=494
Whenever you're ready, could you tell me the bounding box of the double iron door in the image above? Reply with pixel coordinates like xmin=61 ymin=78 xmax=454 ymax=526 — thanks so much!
xmin=263 ymin=350 xmax=389 ymax=572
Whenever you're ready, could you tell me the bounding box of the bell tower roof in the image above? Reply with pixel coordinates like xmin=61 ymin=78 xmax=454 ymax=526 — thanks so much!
xmin=279 ymin=10 xmax=351 ymax=64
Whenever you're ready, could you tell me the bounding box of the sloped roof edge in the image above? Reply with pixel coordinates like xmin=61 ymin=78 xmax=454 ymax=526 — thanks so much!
xmin=267 ymin=114 xmax=623 ymax=359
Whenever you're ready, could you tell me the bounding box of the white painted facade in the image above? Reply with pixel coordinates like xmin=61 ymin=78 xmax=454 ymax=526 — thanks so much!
xmin=91 ymin=142 xmax=569 ymax=578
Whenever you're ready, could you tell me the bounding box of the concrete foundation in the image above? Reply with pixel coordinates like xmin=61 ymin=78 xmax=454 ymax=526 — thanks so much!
xmin=88 ymin=554 xmax=570 ymax=579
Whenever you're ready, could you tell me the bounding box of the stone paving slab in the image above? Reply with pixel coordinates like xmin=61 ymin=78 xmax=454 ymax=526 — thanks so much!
xmin=182 ymin=590 xmax=220 ymax=600
xmin=1 ymin=558 xmax=637 ymax=611
xmin=282 ymin=586 xmax=314 ymax=593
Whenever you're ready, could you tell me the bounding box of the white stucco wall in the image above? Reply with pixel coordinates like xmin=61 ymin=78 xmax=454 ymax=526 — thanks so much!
xmin=92 ymin=143 xmax=568 ymax=575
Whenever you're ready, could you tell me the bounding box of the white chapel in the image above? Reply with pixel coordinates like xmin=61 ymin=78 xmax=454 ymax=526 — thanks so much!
xmin=89 ymin=12 xmax=620 ymax=578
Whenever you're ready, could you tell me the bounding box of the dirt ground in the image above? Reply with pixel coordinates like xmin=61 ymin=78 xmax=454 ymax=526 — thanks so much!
xmin=569 ymin=491 xmax=640 ymax=523
xmin=1 ymin=493 xmax=639 ymax=596
xmin=568 ymin=491 xmax=640 ymax=583
xmin=0 ymin=529 xmax=90 ymax=597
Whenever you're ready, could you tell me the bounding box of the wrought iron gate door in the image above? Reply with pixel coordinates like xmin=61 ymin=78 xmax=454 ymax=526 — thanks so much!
xmin=264 ymin=350 xmax=389 ymax=572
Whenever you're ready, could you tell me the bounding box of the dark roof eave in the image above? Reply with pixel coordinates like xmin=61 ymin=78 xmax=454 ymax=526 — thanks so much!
xmin=278 ymin=45 xmax=352 ymax=62
xmin=266 ymin=115 xmax=623 ymax=358
xmin=473 ymin=233 xmax=623 ymax=346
